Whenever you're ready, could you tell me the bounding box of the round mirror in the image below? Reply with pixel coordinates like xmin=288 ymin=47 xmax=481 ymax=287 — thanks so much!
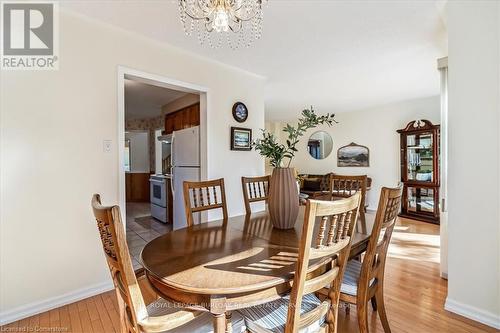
xmin=307 ymin=131 xmax=333 ymax=160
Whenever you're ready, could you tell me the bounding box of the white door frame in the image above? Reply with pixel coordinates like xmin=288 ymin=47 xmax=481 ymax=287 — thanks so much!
xmin=437 ymin=58 xmax=448 ymax=279
xmin=117 ymin=66 xmax=209 ymax=223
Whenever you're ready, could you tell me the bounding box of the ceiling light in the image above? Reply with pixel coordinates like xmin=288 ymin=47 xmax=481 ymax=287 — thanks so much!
xmin=179 ymin=0 xmax=267 ymax=49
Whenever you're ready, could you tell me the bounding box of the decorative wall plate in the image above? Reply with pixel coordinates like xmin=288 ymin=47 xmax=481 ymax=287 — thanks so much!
xmin=232 ymin=102 xmax=248 ymax=123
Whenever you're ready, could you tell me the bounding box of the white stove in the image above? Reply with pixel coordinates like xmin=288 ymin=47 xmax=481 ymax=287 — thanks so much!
xmin=149 ymin=174 xmax=169 ymax=223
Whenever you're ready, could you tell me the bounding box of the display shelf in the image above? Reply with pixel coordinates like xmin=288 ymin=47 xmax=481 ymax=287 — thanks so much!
xmin=397 ymin=120 xmax=440 ymax=224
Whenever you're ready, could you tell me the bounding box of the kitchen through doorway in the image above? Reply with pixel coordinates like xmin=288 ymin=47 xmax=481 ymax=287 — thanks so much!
xmin=119 ymin=69 xmax=205 ymax=270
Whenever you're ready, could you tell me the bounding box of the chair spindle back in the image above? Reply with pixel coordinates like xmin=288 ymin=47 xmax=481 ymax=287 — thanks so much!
xmin=285 ymin=193 xmax=362 ymax=333
xmin=329 ymin=174 xmax=368 ymax=232
xmin=241 ymin=175 xmax=271 ymax=214
xmin=359 ymin=186 xmax=402 ymax=293
xmin=91 ymin=194 xmax=147 ymax=333
xmin=183 ymin=178 xmax=228 ymax=226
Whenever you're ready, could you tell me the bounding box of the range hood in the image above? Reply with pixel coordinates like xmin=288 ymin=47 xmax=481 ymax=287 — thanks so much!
xmin=157 ymin=134 xmax=172 ymax=143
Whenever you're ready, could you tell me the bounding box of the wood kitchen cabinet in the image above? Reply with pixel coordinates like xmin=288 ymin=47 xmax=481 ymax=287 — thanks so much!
xmin=164 ymin=103 xmax=200 ymax=135
xmin=165 ymin=116 xmax=174 ymax=134
xmin=173 ymin=112 xmax=183 ymax=131
xmin=189 ymin=104 xmax=200 ymax=125
xmin=125 ymin=173 xmax=151 ymax=202
xmin=182 ymin=108 xmax=191 ymax=129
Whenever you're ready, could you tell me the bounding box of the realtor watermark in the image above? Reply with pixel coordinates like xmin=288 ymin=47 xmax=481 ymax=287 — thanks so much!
xmin=1 ymin=1 xmax=59 ymax=70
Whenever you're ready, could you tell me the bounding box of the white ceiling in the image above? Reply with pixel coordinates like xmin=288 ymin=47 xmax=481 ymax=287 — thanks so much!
xmin=63 ymin=1 xmax=447 ymax=121
xmin=125 ymin=79 xmax=187 ymax=119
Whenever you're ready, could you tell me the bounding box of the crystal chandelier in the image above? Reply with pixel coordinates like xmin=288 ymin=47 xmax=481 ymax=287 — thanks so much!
xmin=178 ymin=0 xmax=266 ymax=49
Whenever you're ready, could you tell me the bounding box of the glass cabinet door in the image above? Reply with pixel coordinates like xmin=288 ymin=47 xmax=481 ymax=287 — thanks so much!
xmin=407 ymin=186 xmax=435 ymax=214
xmin=398 ymin=120 xmax=440 ymax=224
xmin=406 ymin=132 xmax=434 ymax=182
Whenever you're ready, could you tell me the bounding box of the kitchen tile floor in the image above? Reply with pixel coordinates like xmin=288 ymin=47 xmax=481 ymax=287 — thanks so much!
xmin=125 ymin=202 xmax=172 ymax=270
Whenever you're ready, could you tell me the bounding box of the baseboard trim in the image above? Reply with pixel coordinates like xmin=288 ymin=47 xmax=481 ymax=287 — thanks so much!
xmin=0 ymin=280 xmax=114 ymax=326
xmin=445 ymin=298 xmax=500 ymax=329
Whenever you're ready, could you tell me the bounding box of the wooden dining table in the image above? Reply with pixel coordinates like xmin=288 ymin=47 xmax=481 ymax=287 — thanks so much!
xmin=140 ymin=207 xmax=374 ymax=332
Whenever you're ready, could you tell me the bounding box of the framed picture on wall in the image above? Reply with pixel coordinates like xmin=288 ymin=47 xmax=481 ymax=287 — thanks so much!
xmin=337 ymin=142 xmax=370 ymax=167
xmin=230 ymin=127 xmax=252 ymax=151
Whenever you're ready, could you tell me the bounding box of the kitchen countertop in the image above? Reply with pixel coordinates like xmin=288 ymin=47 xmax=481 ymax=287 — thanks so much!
xmin=150 ymin=174 xmax=172 ymax=179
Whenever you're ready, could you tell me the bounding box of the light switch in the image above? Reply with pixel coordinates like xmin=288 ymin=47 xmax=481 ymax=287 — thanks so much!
xmin=103 ymin=140 xmax=112 ymax=153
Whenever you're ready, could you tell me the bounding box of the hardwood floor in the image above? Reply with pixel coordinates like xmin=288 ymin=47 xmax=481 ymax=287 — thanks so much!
xmin=337 ymin=218 xmax=496 ymax=333
xmin=1 ymin=218 xmax=496 ymax=332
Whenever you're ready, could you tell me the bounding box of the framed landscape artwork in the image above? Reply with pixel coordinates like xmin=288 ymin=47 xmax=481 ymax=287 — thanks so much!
xmin=337 ymin=142 xmax=369 ymax=167
xmin=231 ymin=127 xmax=252 ymax=151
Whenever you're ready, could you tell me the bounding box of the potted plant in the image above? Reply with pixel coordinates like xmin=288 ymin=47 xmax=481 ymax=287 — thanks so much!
xmin=254 ymin=107 xmax=337 ymax=229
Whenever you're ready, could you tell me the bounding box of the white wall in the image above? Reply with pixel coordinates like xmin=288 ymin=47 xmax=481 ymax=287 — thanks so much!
xmin=125 ymin=131 xmax=150 ymax=173
xmin=267 ymin=96 xmax=440 ymax=209
xmin=446 ymin=1 xmax=500 ymax=329
xmin=0 ymin=9 xmax=265 ymax=322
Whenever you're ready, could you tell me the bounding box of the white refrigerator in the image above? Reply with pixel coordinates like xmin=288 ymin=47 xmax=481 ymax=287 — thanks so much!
xmin=171 ymin=126 xmax=200 ymax=230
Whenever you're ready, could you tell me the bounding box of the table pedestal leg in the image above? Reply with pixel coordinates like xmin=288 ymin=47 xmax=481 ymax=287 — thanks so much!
xmin=225 ymin=312 xmax=233 ymax=333
xmin=212 ymin=313 xmax=226 ymax=333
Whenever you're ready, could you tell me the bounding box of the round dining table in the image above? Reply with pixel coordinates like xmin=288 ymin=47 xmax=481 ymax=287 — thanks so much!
xmin=140 ymin=207 xmax=373 ymax=333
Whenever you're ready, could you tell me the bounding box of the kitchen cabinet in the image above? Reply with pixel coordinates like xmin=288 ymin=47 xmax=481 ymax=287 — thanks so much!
xmin=164 ymin=103 xmax=200 ymax=135
xmin=189 ymin=104 xmax=200 ymax=126
xmin=165 ymin=116 xmax=174 ymax=134
xmin=125 ymin=173 xmax=151 ymax=202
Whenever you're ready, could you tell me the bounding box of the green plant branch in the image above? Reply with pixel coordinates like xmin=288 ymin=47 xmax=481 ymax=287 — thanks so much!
xmin=253 ymin=106 xmax=337 ymax=168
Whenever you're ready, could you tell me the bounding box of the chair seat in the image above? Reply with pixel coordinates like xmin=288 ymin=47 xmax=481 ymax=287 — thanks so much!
xmin=147 ymin=298 xmax=246 ymax=333
xmin=340 ymin=260 xmax=375 ymax=296
xmin=238 ymin=293 xmax=326 ymax=333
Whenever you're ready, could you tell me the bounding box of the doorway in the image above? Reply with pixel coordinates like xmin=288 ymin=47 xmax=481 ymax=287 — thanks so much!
xmin=117 ymin=67 xmax=208 ymax=269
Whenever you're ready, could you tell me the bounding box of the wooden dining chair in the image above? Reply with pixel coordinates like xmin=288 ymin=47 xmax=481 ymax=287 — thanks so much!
xmin=238 ymin=193 xmax=362 ymax=333
xmin=241 ymin=175 xmax=271 ymax=214
xmin=91 ymin=194 xmax=243 ymax=333
xmin=183 ymin=178 xmax=228 ymax=227
xmin=329 ymin=174 xmax=368 ymax=233
xmin=339 ymin=186 xmax=403 ymax=333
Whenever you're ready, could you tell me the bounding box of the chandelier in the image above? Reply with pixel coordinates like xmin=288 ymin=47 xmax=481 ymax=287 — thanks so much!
xmin=178 ymin=0 xmax=266 ymax=49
